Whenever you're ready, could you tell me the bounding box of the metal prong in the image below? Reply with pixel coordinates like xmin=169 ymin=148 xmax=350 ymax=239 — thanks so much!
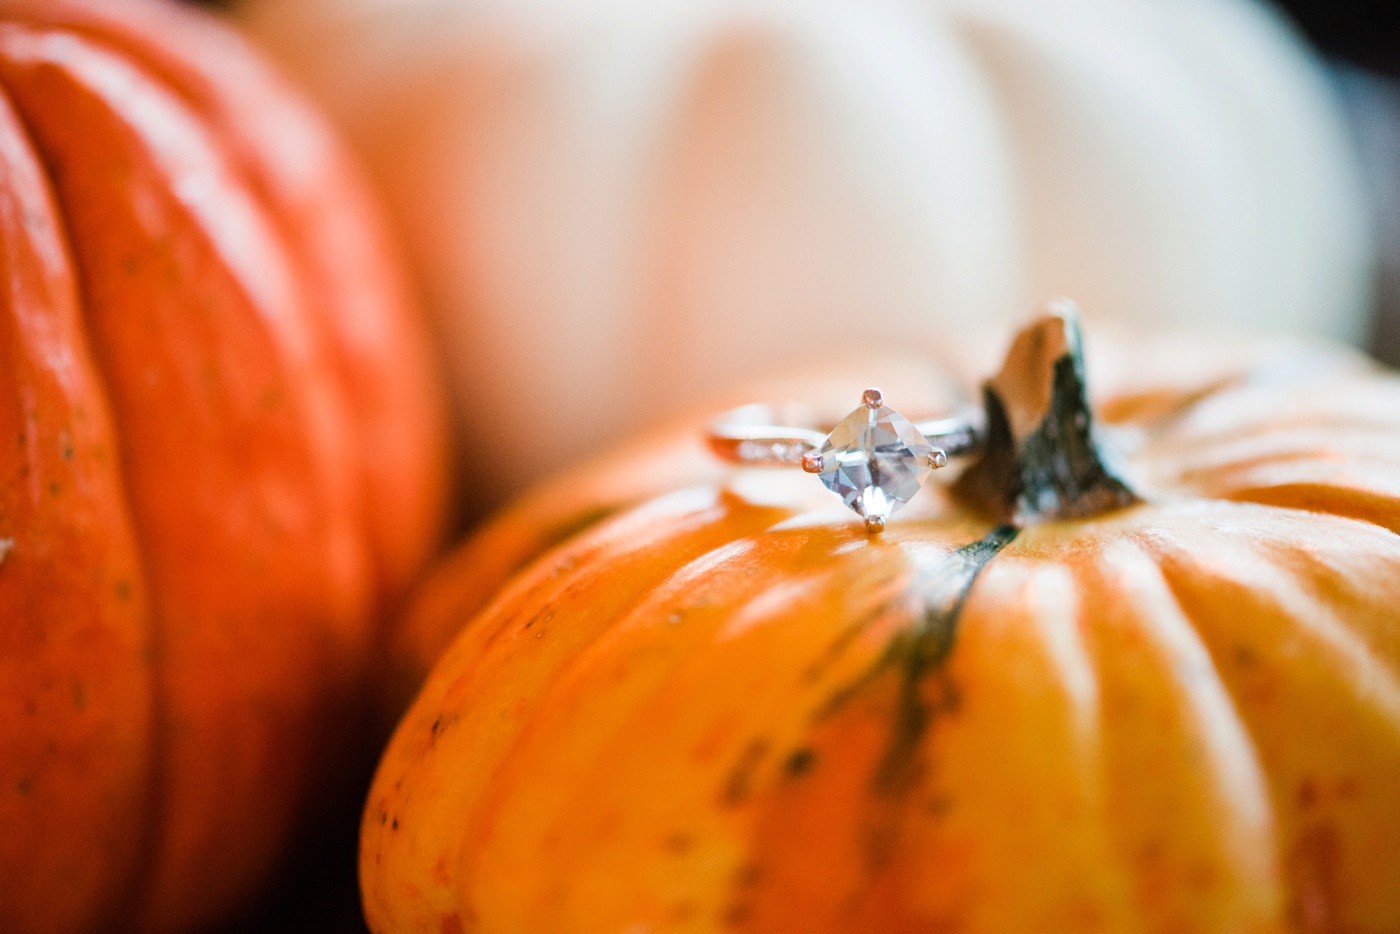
xmin=928 ymin=449 xmax=948 ymax=469
xmin=861 ymin=388 xmax=883 ymax=409
xmin=801 ymin=452 xmax=824 ymax=474
xmin=864 ymin=515 xmax=886 ymax=534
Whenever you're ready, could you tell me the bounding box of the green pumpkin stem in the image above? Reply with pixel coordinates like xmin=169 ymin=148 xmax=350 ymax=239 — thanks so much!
xmin=953 ymin=300 xmax=1139 ymax=524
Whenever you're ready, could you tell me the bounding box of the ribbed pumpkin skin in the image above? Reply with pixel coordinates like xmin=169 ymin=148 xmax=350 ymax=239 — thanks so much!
xmin=0 ymin=1 xmax=448 ymax=932
xmin=364 ymin=337 xmax=1400 ymax=934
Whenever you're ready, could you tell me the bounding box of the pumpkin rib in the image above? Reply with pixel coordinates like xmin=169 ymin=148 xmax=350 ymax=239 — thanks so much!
xmin=1167 ymin=508 xmax=1400 ymax=697
xmin=1154 ymin=430 xmax=1400 ymax=475
xmin=1146 ymin=427 xmax=1400 ymax=477
xmin=1164 ymin=454 xmax=1400 ymax=509
xmin=1147 ymin=510 xmax=1400 ymax=929
xmin=915 ymin=555 xmax=1139 ymax=933
xmin=1069 ymin=534 xmax=1283 ymax=930
xmin=0 ymin=86 xmax=155 ymax=934
xmin=0 ymin=25 xmax=374 ymax=932
xmin=1138 ymin=378 xmax=1400 ymax=457
xmin=1125 ymin=373 xmax=1400 ymax=535
xmin=1214 ymin=483 xmax=1400 ymax=537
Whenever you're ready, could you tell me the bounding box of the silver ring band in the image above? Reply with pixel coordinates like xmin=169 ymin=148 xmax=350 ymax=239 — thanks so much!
xmin=707 ymin=405 xmax=985 ymax=466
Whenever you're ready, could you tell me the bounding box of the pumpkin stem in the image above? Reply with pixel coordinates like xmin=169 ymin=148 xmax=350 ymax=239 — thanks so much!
xmin=953 ymin=300 xmax=1139 ymax=523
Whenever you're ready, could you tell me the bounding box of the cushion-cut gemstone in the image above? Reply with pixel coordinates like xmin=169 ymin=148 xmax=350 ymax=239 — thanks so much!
xmin=817 ymin=402 xmax=933 ymax=522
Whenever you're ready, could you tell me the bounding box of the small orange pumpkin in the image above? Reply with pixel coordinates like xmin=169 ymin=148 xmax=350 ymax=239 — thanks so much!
xmin=0 ymin=1 xmax=448 ymax=932
xmin=365 ymin=308 xmax=1400 ymax=933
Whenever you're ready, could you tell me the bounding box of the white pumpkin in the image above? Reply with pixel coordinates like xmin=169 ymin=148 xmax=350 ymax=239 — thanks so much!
xmin=237 ymin=0 xmax=1370 ymax=492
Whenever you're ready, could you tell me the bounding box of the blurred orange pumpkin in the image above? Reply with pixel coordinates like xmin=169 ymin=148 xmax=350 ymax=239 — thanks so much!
xmin=365 ymin=309 xmax=1400 ymax=933
xmin=0 ymin=1 xmax=448 ymax=932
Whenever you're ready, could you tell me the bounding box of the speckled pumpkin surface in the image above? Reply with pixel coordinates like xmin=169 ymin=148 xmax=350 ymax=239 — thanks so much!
xmin=366 ymin=311 xmax=1400 ymax=934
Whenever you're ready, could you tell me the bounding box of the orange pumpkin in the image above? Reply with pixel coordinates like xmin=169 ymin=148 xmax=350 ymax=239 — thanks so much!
xmin=365 ymin=308 xmax=1400 ymax=933
xmin=0 ymin=1 xmax=448 ymax=931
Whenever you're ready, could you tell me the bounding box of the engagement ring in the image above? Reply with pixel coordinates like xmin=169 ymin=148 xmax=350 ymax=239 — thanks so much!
xmin=707 ymin=388 xmax=984 ymax=533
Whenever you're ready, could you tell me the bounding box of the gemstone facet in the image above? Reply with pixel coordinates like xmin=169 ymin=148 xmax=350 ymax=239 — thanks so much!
xmin=816 ymin=398 xmax=934 ymax=526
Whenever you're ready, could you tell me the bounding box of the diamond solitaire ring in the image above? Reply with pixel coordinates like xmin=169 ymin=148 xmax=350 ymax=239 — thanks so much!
xmin=706 ymin=388 xmax=984 ymax=533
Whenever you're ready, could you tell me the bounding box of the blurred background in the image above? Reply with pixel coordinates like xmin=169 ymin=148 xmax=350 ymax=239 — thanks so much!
xmin=1275 ymin=0 xmax=1400 ymax=364
xmin=199 ymin=0 xmax=1400 ymax=511
xmin=170 ymin=0 xmax=1396 ymax=929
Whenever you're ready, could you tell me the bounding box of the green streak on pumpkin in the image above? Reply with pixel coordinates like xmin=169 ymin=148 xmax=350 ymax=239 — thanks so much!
xmin=873 ymin=524 xmax=1017 ymax=795
xmin=807 ymin=526 xmax=1015 ymax=794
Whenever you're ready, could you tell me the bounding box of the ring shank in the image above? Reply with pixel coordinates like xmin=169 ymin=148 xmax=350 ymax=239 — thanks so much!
xmin=915 ymin=413 xmax=984 ymax=459
xmin=705 ymin=425 xmax=827 ymax=467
